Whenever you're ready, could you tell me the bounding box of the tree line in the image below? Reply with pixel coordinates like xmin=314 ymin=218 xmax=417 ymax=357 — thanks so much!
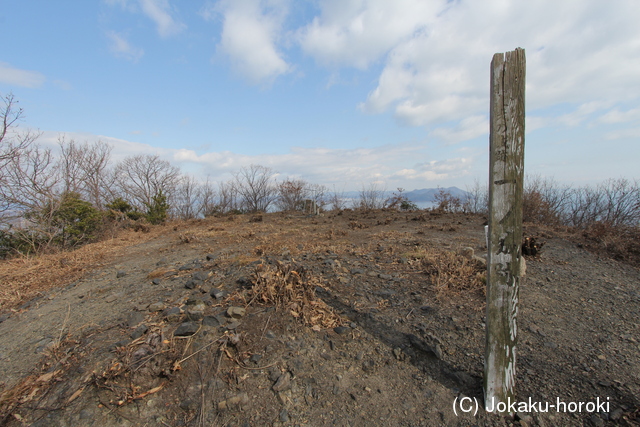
xmin=2 ymin=92 xmax=638 ymax=256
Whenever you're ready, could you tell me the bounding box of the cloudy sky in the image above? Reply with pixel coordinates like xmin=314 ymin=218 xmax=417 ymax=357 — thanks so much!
xmin=1 ymin=0 xmax=639 ymax=191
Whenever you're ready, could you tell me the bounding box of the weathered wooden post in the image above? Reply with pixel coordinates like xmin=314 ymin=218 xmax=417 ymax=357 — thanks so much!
xmin=484 ymin=47 xmax=526 ymax=413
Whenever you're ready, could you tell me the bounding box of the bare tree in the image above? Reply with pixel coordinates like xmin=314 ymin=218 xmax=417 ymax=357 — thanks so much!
xmin=463 ymin=179 xmax=489 ymax=214
xmin=329 ymin=184 xmax=347 ymax=211
xmin=57 ymin=137 xmax=114 ymax=209
xmin=218 ymin=180 xmax=240 ymax=214
xmin=233 ymin=164 xmax=277 ymax=213
xmin=113 ymin=154 xmax=181 ymax=212
xmin=355 ymin=183 xmax=386 ymax=210
xmin=276 ymin=178 xmax=308 ymax=212
xmin=174 ymin=175 xmax=202 ymax=220
xmin=0 ymin=93 xmax=43 ymax=215
xmin=199 ymin=177 xmax=218 ymax=217
xmin=307 ymin=183 xmax=329 ymax=211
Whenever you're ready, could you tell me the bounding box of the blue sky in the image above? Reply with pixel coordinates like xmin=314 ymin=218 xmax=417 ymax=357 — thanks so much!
xmin=1 ymin=0 xmax=639 ymax=191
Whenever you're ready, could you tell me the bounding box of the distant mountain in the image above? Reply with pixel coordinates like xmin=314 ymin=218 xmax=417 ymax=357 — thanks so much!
xmin=403 ymin=187 xmax=470 ymax=203
xmin=339 ymin=187 xmax=470 ymax=208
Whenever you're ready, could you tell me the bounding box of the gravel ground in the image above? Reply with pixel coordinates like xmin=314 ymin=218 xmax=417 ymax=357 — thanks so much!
xmin=0 ymin=210 xmax=638 ymax=426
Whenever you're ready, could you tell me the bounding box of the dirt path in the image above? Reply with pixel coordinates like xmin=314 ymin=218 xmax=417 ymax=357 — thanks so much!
xmin=0 ymin=211 xmax=638 ymax=426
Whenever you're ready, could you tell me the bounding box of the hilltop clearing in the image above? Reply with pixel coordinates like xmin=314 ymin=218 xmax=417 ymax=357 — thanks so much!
xmin=0 ymin=210 xmax=638 ymax=426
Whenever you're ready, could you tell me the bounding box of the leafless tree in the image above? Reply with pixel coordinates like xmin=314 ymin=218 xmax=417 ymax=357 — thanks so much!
xmin=307 ymin=183 xmax=329 ymax=211
xmin=0 ymin=93 xmax=43 ymax=215
xmin=355 ymin=183 xmax=386 ymax=210
xmin=233 ymin=164 xmax=277 ymax=213
xmin=217 ymin=180 xmax=240 ymax=214
xmin=276 ymin=178 xmax=308 ymax=212
xmin=174 ymin=175 xmax=202 ymax=220
xmin=57 ymin=137 xmax=114 ymax=209
xmin=199 ymin=177 xmax=218 ymax=217
xmin=463 ymin=179 xmax=489 ymax=214
xmin=113 ymin=154 xmax=181 ymax=211
xmin=328 ymin=185 xmax=347 ymax=211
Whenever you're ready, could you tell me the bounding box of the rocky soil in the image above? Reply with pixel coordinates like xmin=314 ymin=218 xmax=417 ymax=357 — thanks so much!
xmin=0 ymin=210 xmax=638 ymax=426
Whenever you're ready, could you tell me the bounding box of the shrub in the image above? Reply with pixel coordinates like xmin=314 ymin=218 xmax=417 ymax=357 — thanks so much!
xmin=145 ymin=190 xmax=169 ymax=225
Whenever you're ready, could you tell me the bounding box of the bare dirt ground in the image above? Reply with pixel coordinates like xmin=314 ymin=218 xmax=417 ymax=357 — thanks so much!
xmin=0 ymin=210 xmax=638 ymax=426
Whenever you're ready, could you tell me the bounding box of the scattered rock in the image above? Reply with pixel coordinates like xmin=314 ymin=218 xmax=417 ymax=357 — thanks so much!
xmin=218 ymin=392 xmax=249 ymax=411
xmin=227 ymin=307 xmax=246 ymax=318
xmin=210 ymin=288 xmax=226 ymax=300
xmin=192 ymin=271 xmax=212 ymax=281
xmin=130 ymin=324 xmax=148 ymax=339
xmin=333 ymin=326 xmax=349 ymax=335
xmin=148 ymin=302 xmax=166 ymax=312
xmin=174 ymin=322 xmax=199 ymax=337
xmin=116 ymin=270 xmax=126 ymax=278
xmin=203 ymin=315 xmax=222 ymax=327
xmin=272 ymin=371 xmax=292 ymax=392
xmin=184 ymin=279 xmax=200 ymax=290
xmin=127 ymin=312 xmax=145 ymax=327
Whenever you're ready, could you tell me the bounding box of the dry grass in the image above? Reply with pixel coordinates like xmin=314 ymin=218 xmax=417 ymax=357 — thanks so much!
xmin=402 ymin=246 xmax=486 ymax=297
xmin=0 ymin=227 xmax=165 ymax=311
xmin=248 ymin=260 xmax=343 ymax=330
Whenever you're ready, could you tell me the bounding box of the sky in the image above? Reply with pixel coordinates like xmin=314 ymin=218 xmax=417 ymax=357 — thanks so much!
xmin=1 ymin=0 xmax=639 ymax=192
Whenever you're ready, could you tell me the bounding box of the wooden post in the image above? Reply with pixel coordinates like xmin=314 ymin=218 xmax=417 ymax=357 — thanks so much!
xmin=484 ymin=48 xmax=526 ymax=413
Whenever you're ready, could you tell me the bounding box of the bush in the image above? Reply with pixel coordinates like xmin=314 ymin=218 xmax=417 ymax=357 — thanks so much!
xmin=54 ymin=192 xmax=103 ymax=247
xmin=145 ymin=190 xmax=169 ymax=225
xmin=106 ymin=197 xmax=144 ymax=221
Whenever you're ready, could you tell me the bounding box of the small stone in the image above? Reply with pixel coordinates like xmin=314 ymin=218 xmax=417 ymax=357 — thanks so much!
xmin=163 ymin=306 xmax=182 ymax=322
xmin=279 ymin=409 xmax=289 ymax=423
xmin=544 ymin=341 xmax=558 ymax=349
xmin=151 ymin=278 xmax=161 ymax=285
xmin=265 ymin=330 xmax=277 ymax=339
xmin=148 ymin=302 xmax=166 ymax=312
xmin=174 ymin=322 xmax=199 ymax=337
xmin=131 ymin=324 xmax=148 ymax=339
xmin=379 ymin=274 xmax=393 ymax=280
xmin=206 ymin=254 xmax=216 ymax=261
xmin=225 ymin=321 xmax=240 ymax=330
xmin=127 ymin=312 xmax=145 ymax=327
xmin=227 ymin=307 xmax=246 ymax=318
xmin=250 ymin=353 xmax=263 ymax=364
xmin=184 ymin=280 xmax=200 ymax=290
xmin=589 ymin=414 xmax=605 ymax=427
xmin=192 ymin=271 xmax=211 ymax=281
xmin=116 ymin=270 xmax=126 ymax=278
xmin=610 ymin=408 xmax=623 ymax=421
xmin=333 ymin=326 xmax=349 ymax=335
xmin=272 ymin=372 xmax=292 ymax=392
xmin=203 ymin=315 xmax=222 ymax=327
xmin=210 ymin=288 xmax=226 ymax=299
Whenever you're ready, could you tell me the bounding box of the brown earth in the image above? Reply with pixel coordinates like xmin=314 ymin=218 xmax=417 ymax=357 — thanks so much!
xmin=0 ymin=210 xmax=638 ymax=426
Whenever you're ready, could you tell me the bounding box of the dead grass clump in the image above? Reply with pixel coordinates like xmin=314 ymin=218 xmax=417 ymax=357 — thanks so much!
xmin=418 ymin=248 xmax=485 ymax=297
xmin=349 ymin=221 xmax=369 ymax=230
xmin=248 ymin=261 xmax=342 ymax=330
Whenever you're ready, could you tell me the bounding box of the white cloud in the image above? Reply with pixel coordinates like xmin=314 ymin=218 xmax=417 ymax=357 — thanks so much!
xmin=106 ymin=31 xmax=144 ymax=62
xmin=138 ymin=0 xmax=186 ymax=38
xmin=35 ymin=130 xmax=475 ymax=189
xmin=297 ymin=0 xmax=444 ymax=69
xmin=0 ymin=62 xmax=46 ymax=88
xmin=293 ymin=0 xmax=640 ymax=128
xmin=430 ymin=115 xmax=488 ymax=145
xmin=605 ymin=128 xmax=640 ymax=141
xmin=215 ymin=0 xmax=291 ymax=84
xmin=599 ymin=108 xmax=640 ymax=124
xmin=556 ymin=101 xmax=610 ymax=127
